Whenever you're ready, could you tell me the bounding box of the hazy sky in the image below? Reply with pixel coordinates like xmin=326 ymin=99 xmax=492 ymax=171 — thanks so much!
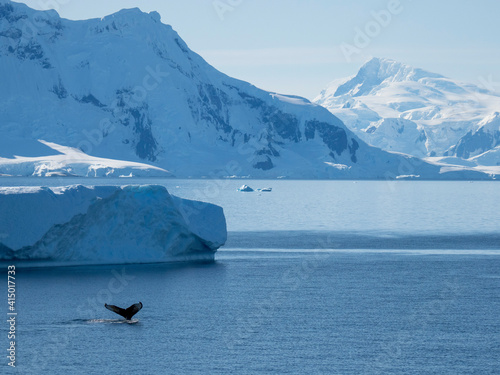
xmin=15 ymin=0 xmax=500 ymax=99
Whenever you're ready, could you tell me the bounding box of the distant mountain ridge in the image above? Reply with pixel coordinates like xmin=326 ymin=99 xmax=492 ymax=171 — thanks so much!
xmin=0 ymin=3 xmax=495 ymax=179
xmin=315 ymin=58 xmax=500 ymax=164
xmin=332 ymin=57 xmax=445 ymax=98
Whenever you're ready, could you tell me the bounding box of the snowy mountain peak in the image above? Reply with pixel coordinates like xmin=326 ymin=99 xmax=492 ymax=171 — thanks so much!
xmin=315 ymin=58 xmax=500 ymax=164
xmin=2 ymin=1 xmax=57 ymax=19
xmin=2 ymin=2 xmax=163 ymax=36
xmin=100 ymin=8 xmax=162 ymax=26
xmin=330 ymin=58 xmax=444 ymax=98
xmin=479 ymin=111 xmax=500 ymax=127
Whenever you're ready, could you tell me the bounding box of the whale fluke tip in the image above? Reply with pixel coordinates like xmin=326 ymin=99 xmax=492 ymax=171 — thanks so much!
xmin=105 ymin=302 xmax=143 ymax=320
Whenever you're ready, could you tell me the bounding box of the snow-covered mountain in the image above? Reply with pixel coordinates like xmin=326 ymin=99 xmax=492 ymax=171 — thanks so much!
xmin=446 ymin=112 xmax=500 ymax=159
xmin=314 ymin=58 xmax=500 ymax=162
xmin=0 ymin=2 xmax=495 ymax=179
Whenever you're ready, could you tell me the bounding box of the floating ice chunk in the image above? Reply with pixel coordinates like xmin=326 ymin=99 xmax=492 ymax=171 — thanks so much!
xmin=237 ymin=185 xmax=254 ymax=192
xmin=0 ymin=185 xmax=227 ymax=264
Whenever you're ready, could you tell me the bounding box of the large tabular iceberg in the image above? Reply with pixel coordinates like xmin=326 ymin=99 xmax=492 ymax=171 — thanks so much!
xmin=0 ymin=185 xmax=227 ymax=265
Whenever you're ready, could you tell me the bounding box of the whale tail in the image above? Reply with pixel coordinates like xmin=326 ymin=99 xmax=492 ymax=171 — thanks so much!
xmin=105 ymin=302 xmax=143 ymax=320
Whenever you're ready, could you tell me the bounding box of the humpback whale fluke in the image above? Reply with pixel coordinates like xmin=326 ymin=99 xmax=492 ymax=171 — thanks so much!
xmin=105 ymin=302 xmax=143 ymax=320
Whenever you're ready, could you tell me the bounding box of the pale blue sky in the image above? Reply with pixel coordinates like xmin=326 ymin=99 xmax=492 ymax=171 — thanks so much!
xmin=16 ymin=0 xmax=500 ymax=99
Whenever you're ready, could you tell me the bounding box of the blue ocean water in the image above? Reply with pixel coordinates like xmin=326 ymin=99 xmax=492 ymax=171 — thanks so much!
xmin=1 ymin=179 xmax=499 ymax=374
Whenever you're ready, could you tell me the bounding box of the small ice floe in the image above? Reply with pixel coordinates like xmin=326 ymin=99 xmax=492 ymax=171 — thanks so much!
xmin=257 ymin=188 xmax=272 ymax=192
xmin=237 ymin=185 xmax=254 ymax=192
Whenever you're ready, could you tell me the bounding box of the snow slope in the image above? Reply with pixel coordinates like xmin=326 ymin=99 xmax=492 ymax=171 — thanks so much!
xmin=446 ymin=112 xmax=500 ymax=159
xmin=470 ymin=146 xmax=500 ymax=167
xmin=315 ymin=58 xmax=500 ymax=161
xmin=0 ymin=2 xmax=494 ymax=179
xmin=424 ymin=156 xmax=500 ymax=177
xmin=0 ymin=185 xmax=227 ymax=264
xmin=0 ymin=138 xmax=171 ymax=176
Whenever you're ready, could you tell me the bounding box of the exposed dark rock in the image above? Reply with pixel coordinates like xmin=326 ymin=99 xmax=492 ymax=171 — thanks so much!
xmin=238 ymin=91 xmax=301 ymax=143
xmin=253 ymin=156 xmax=274 ymax=171
xmin=76 ymin=94 xmax=105 ymax=107
xmin=305 ymin=120 xmax=349 ymax=156
xmin=51 ymin=78 xmax=68 ymax=99
xmin=452 ymin=128 xmax=500 ymax=158
xmin=190 ymin=83 xmax=232 ymax=134
xmin=349 ymin=139 xmax=359 ymax=163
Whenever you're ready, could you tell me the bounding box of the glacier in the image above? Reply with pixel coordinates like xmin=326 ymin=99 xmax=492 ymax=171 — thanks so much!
xmin=0 ymin=2 xmax=495 ymax=179
xmin=0 ymin=138 xmax=172 ymax=177
xmin=0 ymin=185 xmax=227 ymax=265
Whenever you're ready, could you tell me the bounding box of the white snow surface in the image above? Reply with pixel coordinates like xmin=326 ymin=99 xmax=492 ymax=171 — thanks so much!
xmin=0 ymin=139 xmax=171 ymax=177
xmin=0 ymin=2 xmax=495 ymax=180
xmin=470 ymin=146 xmax=500 ymax=166
xmin=448 ymin=112 xmax=500 ymax=159
xmin=0 ymin=185 xmax=227 ymax=263
xmin=314 ymin=58 xmax=500 ymax=162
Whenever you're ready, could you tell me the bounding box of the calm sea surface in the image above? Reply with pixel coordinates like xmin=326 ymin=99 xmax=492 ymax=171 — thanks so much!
xmin=1 ymin=179 xmax=499 ymax=374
